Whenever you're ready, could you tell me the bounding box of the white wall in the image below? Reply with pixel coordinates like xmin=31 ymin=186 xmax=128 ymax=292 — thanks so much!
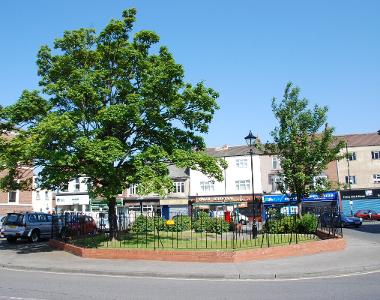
xmin=190 ymin=155 xmax=262 ymax=196
xmin=32 ymin=189 xmax=54 ymax=213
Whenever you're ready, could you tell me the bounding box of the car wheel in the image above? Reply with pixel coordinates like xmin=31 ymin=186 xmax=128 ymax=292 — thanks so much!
xmin=29 ymin=230 xmax=39 ymax=243
xmin=6 ymin=237 xmax=17 ymax=243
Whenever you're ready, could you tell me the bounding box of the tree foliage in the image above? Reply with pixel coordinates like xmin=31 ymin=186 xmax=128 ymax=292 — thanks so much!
xmin=0 ymin=8 xmax=226 ymax=237
xmin=270 ymin=82 xmax=345 ymax=214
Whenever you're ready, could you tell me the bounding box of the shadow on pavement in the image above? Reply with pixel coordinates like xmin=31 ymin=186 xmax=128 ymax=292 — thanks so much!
xmin=346 ymin=222 xmax=380 ymax=234
xmin=0 ymin=238 xmax=60 ymax=254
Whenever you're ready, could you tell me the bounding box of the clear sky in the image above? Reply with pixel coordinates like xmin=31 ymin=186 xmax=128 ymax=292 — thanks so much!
xmin=1 ymin=1 xmax=379 ymax=147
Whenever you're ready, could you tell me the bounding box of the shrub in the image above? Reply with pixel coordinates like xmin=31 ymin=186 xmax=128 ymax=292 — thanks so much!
xmin=130 ymin=215 xmax=166 ymax=233
xmin=206 ymin=218 xmax=229 ymax=233
xmin=296 ymin=213 xmax=318 ymax=233
xmin=169 ymin=215 xmax=192 ymax=232
xmin=192 ymin=211 xmax=211 ymax=232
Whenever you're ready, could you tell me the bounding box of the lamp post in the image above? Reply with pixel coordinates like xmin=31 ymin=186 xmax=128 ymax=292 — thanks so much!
xmin=245 ymin=131 xmax=257 ymax=234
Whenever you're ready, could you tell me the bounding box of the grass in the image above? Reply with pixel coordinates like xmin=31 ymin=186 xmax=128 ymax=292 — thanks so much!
xmin=71 ymin=230 xmax=319 ymax=250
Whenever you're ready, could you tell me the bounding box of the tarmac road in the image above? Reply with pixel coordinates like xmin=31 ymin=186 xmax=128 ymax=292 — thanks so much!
xmin=0 ymin=267 xmax=380 ymax=300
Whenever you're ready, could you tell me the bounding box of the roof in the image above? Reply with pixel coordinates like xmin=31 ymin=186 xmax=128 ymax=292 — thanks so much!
xmin=336 ymin=132 xmax=380 ymax=147
xmin=205 ymin=145 xmax=261 ymax=158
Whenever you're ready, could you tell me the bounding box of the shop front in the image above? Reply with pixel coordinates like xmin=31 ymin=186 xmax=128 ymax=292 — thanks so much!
xmin=160 ymin=198 xmax=189 ymax=220
xmin=55 ymin=193 xmax=90 ymax=213
xmin=341 ymin=189 xmax=380 ymax=216
xmin=189 ymin=195 xmax=261 ymax=222
xmin=262 ymin=191 xmax=341 ymax=219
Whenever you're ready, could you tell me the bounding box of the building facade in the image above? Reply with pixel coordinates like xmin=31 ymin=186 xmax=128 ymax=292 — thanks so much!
xmin=0 ymin=168 xmax=34 ymax=215
xmin=189 ymin=145 xmax=262 ymax=220
xmin=55 ymin=177 xmax=90 ymax=213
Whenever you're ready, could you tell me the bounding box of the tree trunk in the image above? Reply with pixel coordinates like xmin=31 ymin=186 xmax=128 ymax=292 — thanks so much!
xmin=297 ymin=195 xmax=303 ymax=218
xmin=107 ymin=197 xmax=118 ymax=240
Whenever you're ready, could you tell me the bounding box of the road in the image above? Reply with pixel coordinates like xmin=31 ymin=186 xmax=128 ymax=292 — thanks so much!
xmin=0 ymin=221 xmax=378 ymax=299
xmin=0 ymin=267 xmax=379 ymax=300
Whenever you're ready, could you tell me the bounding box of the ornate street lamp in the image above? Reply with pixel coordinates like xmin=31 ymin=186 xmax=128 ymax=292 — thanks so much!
xmin=245 ymin=131 xmax=257 ymax=236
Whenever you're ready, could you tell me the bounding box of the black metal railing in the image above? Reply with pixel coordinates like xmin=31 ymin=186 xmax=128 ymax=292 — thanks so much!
xmin=50 ymin=207 xmax=342 ymax=250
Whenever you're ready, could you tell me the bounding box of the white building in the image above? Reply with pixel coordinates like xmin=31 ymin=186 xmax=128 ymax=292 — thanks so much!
xmin=189 ymin=145 xmax=262 ymax=220
xmin=55 ymin=177 xmax=90 ymax=213
xmin=32 ymin=189 xmax=54 ymax=213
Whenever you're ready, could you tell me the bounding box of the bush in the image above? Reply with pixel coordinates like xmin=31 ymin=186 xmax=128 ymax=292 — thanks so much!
xmin=192 ymin=211 xmax=211 ymax=233
xmin=206 ymin=218 xmax=230 ymax=233
xmin=130 ymin=215 xmax=166 ymax=233
xmin=264 ymin=213 xmax=318 ymax=234
xmin=169 ymin=215 xmax=192 ymax=232
xmin=296 ymin=213 xmax=318 ymax=233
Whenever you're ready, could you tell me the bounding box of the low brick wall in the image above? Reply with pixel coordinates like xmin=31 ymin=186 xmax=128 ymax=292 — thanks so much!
xmin=49 ymin=237 xmax=346 ymax=263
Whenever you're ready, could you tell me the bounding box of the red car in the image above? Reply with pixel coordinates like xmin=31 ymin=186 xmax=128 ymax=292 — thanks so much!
xmin=62 ymin=215 xmax=97 ymax=237
xmin=354 ymin=210 xmax=380 ymax=221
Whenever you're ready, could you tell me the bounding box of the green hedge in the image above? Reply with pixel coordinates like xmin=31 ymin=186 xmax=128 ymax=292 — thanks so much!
xmin=265 ymin=213 xmax=318 ymax=234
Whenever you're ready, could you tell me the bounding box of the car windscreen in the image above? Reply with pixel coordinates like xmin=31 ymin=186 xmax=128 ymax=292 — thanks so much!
xmin=4 ymin=213 xmax=24 ymax=226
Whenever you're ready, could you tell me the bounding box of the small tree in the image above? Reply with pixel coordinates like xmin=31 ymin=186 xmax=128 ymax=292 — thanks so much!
xmin=271 ymin=82 xmax=345 ymax=216
xmin=0 ymin=9 xmax=226 ymax=239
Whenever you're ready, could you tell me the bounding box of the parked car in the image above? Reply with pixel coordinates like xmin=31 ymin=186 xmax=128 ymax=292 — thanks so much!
xmin=0 ymin=215 xmax=7 ymax=237
xmin=354 ymin=210 xmax=380 ymax=221
xmin=3 ymin=212 xmax=54 ymax=243
xmin=339 ymin=213 xmax=362 ymax=228
xmin=61 ymin=215 xmax=97 ymax=237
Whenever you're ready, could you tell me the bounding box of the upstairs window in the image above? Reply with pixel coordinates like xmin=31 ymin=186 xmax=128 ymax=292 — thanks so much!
xmin=235 ymin=180 xmax=251 ymax=191
xmin=45 ymin=191 xmax=49 ymax=201
xmin=345 ymin=176 xmax=356 ymax=185
xmin=372 ymin=151 xmax=380 ymax=160
xmin=8 ymin=191 xmax=17 ymax=203
xmin=347 ymin=152 xmax=357 ymax=161
xmin=373 ymin=174 xmax=380 ymax=184
xmin=236 ymin=159 xmax=248 ymax=168
xmin=272 ymin=156 xmax=280 ymax=169
xmin=200 ymin=181 xmax=215 ymax=192
xmin=129 ymin=185 xmax=138 ymax=195
xmin=173 ymin=181 xmax=185 ymax=193
xmin=36 ymin=191 xmax=40 ymax=201
xmin=74 ymin=178 xmax=80 ymax=192
xmin=268 ymin=175 xmax=282 ymax=192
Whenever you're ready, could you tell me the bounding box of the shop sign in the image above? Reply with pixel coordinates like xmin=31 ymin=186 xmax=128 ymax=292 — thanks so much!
xmin=192 ymin=195 xmax=251 ymax=203
xmin=341 ymin=189 xmax=380 ymax=200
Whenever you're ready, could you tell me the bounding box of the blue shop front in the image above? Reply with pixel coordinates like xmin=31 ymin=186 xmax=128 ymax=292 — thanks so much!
xmin=262 ymin=191 xmax=341 ymax=220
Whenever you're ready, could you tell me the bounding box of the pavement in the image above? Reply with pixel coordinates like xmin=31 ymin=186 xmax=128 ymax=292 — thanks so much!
xmin=1 ymin=223 xmax=380 ymax=280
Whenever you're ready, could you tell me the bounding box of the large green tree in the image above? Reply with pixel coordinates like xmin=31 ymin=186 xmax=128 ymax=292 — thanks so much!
xmin=271 ymin=82 xmax=345 ymax=216
xmin=0 ymin=9 xmax=225 ymax=238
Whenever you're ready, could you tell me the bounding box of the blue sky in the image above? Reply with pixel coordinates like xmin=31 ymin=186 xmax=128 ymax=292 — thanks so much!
xmin=0 ymin=1 xmax=379 ymax=147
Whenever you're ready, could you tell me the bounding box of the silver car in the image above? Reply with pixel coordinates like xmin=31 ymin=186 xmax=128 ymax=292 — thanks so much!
xmin=3 ymin=212 xmax=53 ymax=243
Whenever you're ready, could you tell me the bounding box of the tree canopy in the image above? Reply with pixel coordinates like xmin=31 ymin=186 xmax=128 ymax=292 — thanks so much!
xmin=271 ymin=82 xmax=345 ymax=214
xmin=0 ymin=9 xmax=226 ymax=235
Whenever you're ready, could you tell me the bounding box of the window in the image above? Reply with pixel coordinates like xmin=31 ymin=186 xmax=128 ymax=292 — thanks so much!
xmin=45 ymin=191 xmax=49 ymax=201
xmin=268 ymin=175 xmax=282 ymax=192
xmin=236 ymin=159 xmax=248 ymax=168
xmin=272 ymin=156 xmax=280 ymax=169
xmin=173 ymin=181 xmax=185 ymax=193
xmin=372 ymin=151 xmax=380 ymax=160
xmin=345 ymin=176 xmax=356 ymax=185
xmin=60 ymin=183 xmax=69 ymax=192
xmin=36 ymin=191 xmax=40 ymax=201
xmin=348 ymin=152 xmax=357 ymax=161
xmin=200 ymin=181 xmax=215 ymax=192
xmin=373 ymin=174 xmax=380 ymax=184
xmin=313 ymin=175 xmax=328 ymax=188
xmin=8 ymin=191 xmax=17 ymax=203
xmin=74 ymin=178 xmax=80 ymax=192
xmin=129 ymin=185 xmax=138 ymax=195
xmin=235 ymin=180 xmax=251 ymax=191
